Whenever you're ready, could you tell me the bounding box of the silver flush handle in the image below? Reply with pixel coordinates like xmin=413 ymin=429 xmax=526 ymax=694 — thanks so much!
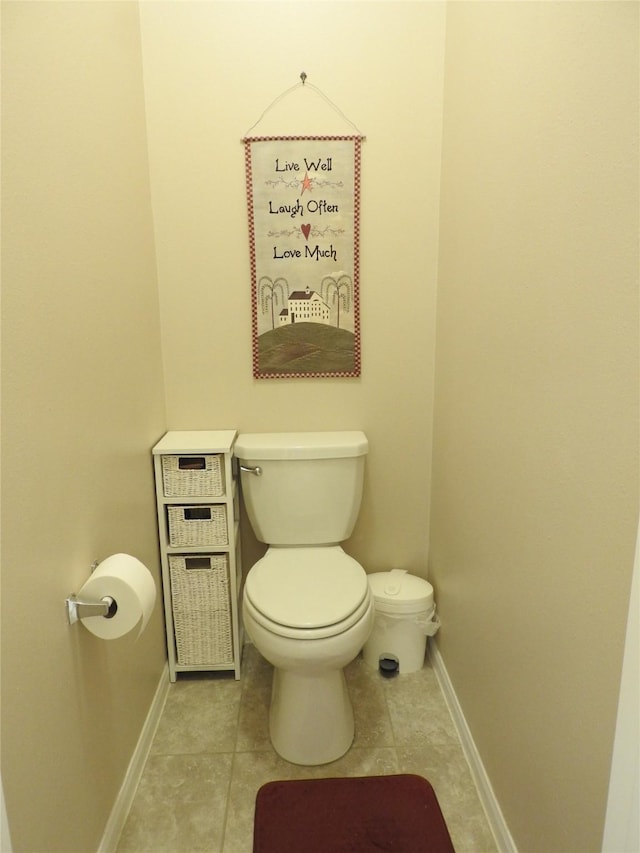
xmin=239 ymin=464 xmax=262 ymax=476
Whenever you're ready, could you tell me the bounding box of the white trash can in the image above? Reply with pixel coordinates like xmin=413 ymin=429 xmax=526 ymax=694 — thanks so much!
xmin=362 ymin=569 xmax=440 ymax=674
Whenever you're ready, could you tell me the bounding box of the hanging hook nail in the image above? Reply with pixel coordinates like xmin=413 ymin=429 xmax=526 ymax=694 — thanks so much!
xmin=300 ymin=71 xmax=307 ymax=85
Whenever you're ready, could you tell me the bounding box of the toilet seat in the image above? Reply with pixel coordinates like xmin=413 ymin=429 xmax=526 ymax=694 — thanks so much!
xmin=244 ymin=592 xmax=372 ymax=641
xmin=244 ymin=547 xmax=371 ymax=640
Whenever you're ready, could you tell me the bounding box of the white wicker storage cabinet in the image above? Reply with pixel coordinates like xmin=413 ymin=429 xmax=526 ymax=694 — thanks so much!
xmin=152 ymin=430 xmax=243 ymax=681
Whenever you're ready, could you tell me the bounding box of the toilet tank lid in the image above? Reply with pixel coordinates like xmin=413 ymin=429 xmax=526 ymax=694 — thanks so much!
xmin=234 ymin=431 xmax=368 ymax=460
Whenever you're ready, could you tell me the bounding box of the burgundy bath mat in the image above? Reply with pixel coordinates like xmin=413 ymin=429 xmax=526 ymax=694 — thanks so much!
xmin=253 ymin=773 xmax=455 ymax=852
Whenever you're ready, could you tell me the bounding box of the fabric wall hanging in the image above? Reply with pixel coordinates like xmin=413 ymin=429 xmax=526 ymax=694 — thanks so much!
xmin=244 ymin=134 xmax=362 ymax=379
xmin=242 ymin=74 xmax=365 ymax=380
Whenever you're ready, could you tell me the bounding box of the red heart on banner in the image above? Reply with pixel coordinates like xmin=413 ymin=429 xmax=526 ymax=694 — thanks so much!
xmin=301 ymin=224 xmax=311 ymax=241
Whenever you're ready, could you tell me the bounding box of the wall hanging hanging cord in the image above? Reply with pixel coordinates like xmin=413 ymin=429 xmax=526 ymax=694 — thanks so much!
xmin=242 ymin=72 xmax=365 ymax=140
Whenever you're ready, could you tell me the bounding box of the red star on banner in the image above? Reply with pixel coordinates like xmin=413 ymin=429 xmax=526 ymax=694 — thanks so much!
xmin=301 ymin=171 xmax=313 ymax=194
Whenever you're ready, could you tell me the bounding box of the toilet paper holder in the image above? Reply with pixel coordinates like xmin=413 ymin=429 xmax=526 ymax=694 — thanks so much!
xmin=66 ymin=560 xmax=118 ymax=625
xmin=66 ymin=594 xmax=117 ymax=625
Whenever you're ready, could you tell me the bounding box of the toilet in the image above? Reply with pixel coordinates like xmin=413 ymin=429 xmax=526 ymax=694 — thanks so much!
xmin=235 ymin=431 xmax=374 ymax=766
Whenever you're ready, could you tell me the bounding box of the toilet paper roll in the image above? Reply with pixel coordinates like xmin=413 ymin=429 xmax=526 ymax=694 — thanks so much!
xmin=77 ymin=553 xmax=156 ymax=640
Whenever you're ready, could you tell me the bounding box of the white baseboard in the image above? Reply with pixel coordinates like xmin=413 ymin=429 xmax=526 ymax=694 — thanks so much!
xmin=429 ymin=641 xmax=517 ymax=853
xmin=1 ymin=774 xmax=13 ymax=853
xmin=98 ymin=663 xmax=170 ymax=853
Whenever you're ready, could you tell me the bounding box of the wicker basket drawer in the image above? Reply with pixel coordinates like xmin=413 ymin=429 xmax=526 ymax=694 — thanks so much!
xmin=167 ymin=504 xmax=228 ymax=547
xmin=161 ymin=454 xmax=224 ymax=498
xmin=169 ymin=554 xmax=233 ymax=665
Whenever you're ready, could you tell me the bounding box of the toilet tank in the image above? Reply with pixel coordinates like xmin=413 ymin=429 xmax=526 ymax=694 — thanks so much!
xmin=234 ymin=431 xmax=368 ymax=546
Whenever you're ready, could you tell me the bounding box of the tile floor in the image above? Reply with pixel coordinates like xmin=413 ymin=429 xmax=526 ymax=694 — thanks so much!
xmin=116 ymin=644 xmax=497 ymax=852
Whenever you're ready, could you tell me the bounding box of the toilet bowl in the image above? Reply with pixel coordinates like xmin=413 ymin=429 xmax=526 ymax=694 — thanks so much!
xmin=235 ymin=430 xmax=371 ymax=766
xmin=243 ymin=546 xmax=374 ymax=765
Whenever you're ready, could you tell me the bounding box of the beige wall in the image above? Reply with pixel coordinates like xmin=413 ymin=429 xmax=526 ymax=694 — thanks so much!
xmin=1 ymin=3 xmax=167 ymax=851
xmin=431 ymin=3 xmax=639 ymax=852
xmin=138 ymin=0 xmax=446 ymax=573
xmin=2 ymin=2 xmax=638 ymax=852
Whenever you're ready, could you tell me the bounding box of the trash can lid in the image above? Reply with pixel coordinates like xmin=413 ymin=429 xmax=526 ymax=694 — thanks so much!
xmin=368 ymin=569 xmax=434 ymax=615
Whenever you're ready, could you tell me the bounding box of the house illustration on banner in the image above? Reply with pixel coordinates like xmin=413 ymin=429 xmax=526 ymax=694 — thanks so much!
xmin=279 ymin=285 xmax=331 ymax=326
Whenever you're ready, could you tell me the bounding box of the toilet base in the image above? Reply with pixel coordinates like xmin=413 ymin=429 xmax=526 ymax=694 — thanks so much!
xmin=270 ymin=667 xmax=354 ymax=765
